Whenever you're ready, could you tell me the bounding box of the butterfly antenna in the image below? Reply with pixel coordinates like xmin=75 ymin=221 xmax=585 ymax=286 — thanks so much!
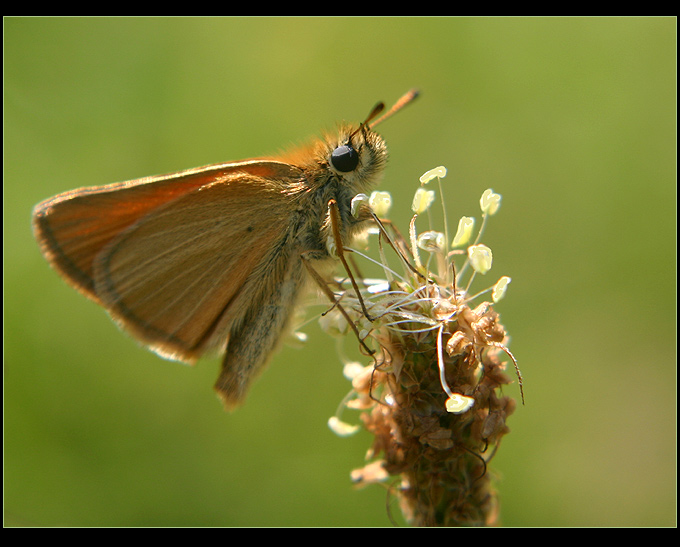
xmin=350 ymin=101 xmax=386 ymax=141
xmin=369 ymin=89 xmax=420 ymax=128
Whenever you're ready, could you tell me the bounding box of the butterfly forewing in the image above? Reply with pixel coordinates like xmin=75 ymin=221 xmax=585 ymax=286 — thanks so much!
xmin=34 ymin=161 xmax=300 ymax=363
xmin=33 ymin=162 xmax=288 ymax=299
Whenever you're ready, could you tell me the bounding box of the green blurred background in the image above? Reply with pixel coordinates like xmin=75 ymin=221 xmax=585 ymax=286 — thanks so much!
xmin=5 ymin=17 xmax=676 ymax=527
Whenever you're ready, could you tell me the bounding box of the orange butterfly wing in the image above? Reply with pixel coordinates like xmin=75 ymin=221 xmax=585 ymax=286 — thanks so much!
xmin=33 ymin=160 xmax=303 ymax=363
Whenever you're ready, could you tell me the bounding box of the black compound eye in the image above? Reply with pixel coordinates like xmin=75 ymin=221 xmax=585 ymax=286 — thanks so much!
xmin=330 ymin=144 xmax=359 ymax=173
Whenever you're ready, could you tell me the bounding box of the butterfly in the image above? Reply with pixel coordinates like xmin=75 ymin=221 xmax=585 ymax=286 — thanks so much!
xmin=33 ymin=89 xmax=419 ymax=409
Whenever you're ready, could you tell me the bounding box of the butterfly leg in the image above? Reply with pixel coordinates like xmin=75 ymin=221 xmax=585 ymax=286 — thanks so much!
xmin=326 ymin=198 xmax=376 ymax=322
xmin=369 ymin=212 xmax=428 ymax=282
xmin=301 ymin=253 xmax=374 ymax=357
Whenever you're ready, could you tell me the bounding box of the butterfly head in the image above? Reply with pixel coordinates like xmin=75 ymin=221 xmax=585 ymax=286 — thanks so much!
xmin=325 ymin=122 xmax=388 ymax=193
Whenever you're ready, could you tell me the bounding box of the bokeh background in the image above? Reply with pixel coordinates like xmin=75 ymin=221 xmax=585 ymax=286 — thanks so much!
xmin=5 ymin=17 xmax=675 ymax=527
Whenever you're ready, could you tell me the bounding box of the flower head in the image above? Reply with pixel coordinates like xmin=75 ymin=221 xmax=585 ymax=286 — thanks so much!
xmin=322 ymin=166 xmax=520 ymax=526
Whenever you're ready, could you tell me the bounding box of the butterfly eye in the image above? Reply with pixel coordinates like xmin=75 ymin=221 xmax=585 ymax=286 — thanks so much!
xmin=330 ymin=144 xmax=359 ymax=173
